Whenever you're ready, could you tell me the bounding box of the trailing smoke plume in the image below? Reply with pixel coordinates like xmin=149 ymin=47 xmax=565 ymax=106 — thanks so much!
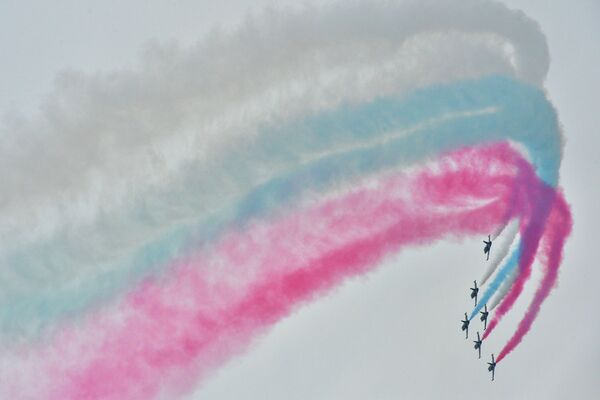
xmin=0 ymin=1 xmax=570 ymax=399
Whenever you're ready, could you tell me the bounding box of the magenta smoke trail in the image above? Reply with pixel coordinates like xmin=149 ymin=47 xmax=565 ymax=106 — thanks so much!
xmin=482 ymin=152 xmax=572 ymax=349
xmin=481 ymin=182 xmax=571 ymax=360
xmin=483 ymin=158 xmax=545 ymax=340
xmin=28 ymin=143 xmax=526 ymax=400
xmin=0 ymin=143 xmax=550 ymax=399
xmin=495 ymin=190 xmax=571 ymax=363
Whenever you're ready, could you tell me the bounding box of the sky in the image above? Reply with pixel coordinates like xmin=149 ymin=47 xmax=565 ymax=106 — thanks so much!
xmin=0 ymin=1 xmax=598 ymax=399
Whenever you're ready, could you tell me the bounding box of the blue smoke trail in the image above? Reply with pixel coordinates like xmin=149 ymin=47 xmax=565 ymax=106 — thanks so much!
xmin=469 ymin=243 xmax=523 ymax=320
xmin=0 ymin=76 xmax=562 ymax=336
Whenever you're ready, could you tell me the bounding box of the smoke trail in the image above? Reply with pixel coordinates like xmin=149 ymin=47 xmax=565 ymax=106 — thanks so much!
xmin=483 ymin=166 xmax=557 ymax=339
xmin=471 ymin=244 xmax=522 ymax=320
xmin=0 ymin=144 xmax=519 ymax=400
xmin=480 ymin=219 xmax=520 ymax=285
xmin=496 ymin=190 xmax=571 ymax=362
xmin=0 ymin=0 xmax=549 ymax=250
xmin=0 ymin=1 xmax=559 ymax=319
xmin=0 ymin=76 xmax=564 ymax=337
xmin=0 ymin=1 xmax=571 ymax=393
xmin=489 ymin=256 xmax=520 ymax=311
xmin=473 ymin=147 xmax=554 ymax=324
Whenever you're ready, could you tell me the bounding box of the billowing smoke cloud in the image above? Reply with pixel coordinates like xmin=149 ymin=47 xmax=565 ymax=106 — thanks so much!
xmin=0 ymin=0 xmax=548 ymax=245
xmin=0 ymin=0 xmax=570 ymax=398
xmin=495 ymin=191 xmax=571 ymax=362
xmin=1 ymin=76 xmax=563 ymax=337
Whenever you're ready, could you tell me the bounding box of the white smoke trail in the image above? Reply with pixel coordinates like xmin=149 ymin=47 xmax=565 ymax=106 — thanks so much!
xmin=481 ymin=219 xmax=520 ymax=285
xmin=489 ymin=250 xmax=521 ymax=311
xmin=0 ymin=0 xmax=548 ymax=249
xmin=0 ymin=0 xmax=554 ymax=335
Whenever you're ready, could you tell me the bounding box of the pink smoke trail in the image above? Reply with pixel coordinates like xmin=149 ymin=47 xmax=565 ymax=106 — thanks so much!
xmin=495 ymin=190 xmax=571 ymax=362
xmin=4 ymin=144 xmax=529 ymax=399
xmin=482 ymin=155 xmax=571 ymax=341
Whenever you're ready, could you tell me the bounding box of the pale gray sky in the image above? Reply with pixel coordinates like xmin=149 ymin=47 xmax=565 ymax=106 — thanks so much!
xmin=0 ymin=1 xmax=598 ymax=399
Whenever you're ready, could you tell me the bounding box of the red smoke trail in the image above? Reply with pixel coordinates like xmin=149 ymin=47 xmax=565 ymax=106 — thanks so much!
xmin=482 ymin=155 xmax=571 ymax=343
xmin=495 ymin=190 xmax=571 ymax=362
xmin=38 ymin=144 xmax=535 ymax=399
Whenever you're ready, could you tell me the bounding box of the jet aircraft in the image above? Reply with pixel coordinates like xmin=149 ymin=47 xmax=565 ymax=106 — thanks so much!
xmin=473 ymin=332 xmax=482 ymax=359
xmin=487 ymin=354 xmax=497 ymax=381
xmin=461 ymin=312 xmax=470 ymax=339
xmin=470 ymin=280 xmax=479 ymax=306
xmin=483 ymin=235 xmax=492 ymax=260
xmin=480 ymin=304 xmax=489 ymax=330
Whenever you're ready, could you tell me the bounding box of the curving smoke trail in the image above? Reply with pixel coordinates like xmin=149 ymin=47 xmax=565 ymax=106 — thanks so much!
xmin=0 ymin=0 xmax=557 ymax=331
xmin=0 ymin=144 xmax=532 ymax=399
xmin=0 ymin=0 xmax=572 ymax=397
xmin=489 ymin=262 xmax=520 ymax=311
xmin=0 ymin=0 xmax=550 ymax=228
xmin=0 ymin=75 xmax=564 ymax=337
xmin=483 ymin=178 xmax=570 ymax=343
xmin=0 ymin=0 xmax=550 ymax=265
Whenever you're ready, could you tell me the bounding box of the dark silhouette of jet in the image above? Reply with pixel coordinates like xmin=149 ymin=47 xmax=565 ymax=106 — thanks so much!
xmin=461 ymin=312 xmax=470 ymax=339
xmin=473 ymin=331 xmax=482 ymax=359
xmin=480 ymin=304 xmax=489 ymax=330
xmin=470 ymin=280 xmax=479 ymax=306
xmin=483 ymin=235 xmax=492 ymax=260
xmin=488 ymin=354 xmax=497 ymax=381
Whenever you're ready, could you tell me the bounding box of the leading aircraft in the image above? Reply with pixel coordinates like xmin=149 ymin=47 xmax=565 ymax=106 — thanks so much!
xmin=470 ymin=280 xmax=479 ymax=306
xmin=480 ymin=304 xmax=489 ymax=330
xmin=461 ymin=312 xmax=470 ymax=339
xmin=483 ymin=235 xmax=492 ymax=260
xmin=473 ymin=332 xmax=482 ymax=359
xmin=487 ymin=354 xmax=497 ymax=381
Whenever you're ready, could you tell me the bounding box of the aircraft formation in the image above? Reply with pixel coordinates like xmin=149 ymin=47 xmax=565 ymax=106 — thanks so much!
xmin=460 ymin=236 xmax=496 ymax=381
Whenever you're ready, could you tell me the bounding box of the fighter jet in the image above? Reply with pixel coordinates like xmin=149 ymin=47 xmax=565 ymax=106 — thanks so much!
xmin=473 ymin=332 xmax=482 ymax=359
xmin=487 ymin=354 xmax=497 ymax=381
xmin=483 ymin=235 xmax=492 ymax=260
xmin=470 ymin=280 xmax=479 ymax=306
xmin=480 ymin=304 xmax=489 ymax=330
xmin=461 ymin=312 xmax=470 ymax=339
